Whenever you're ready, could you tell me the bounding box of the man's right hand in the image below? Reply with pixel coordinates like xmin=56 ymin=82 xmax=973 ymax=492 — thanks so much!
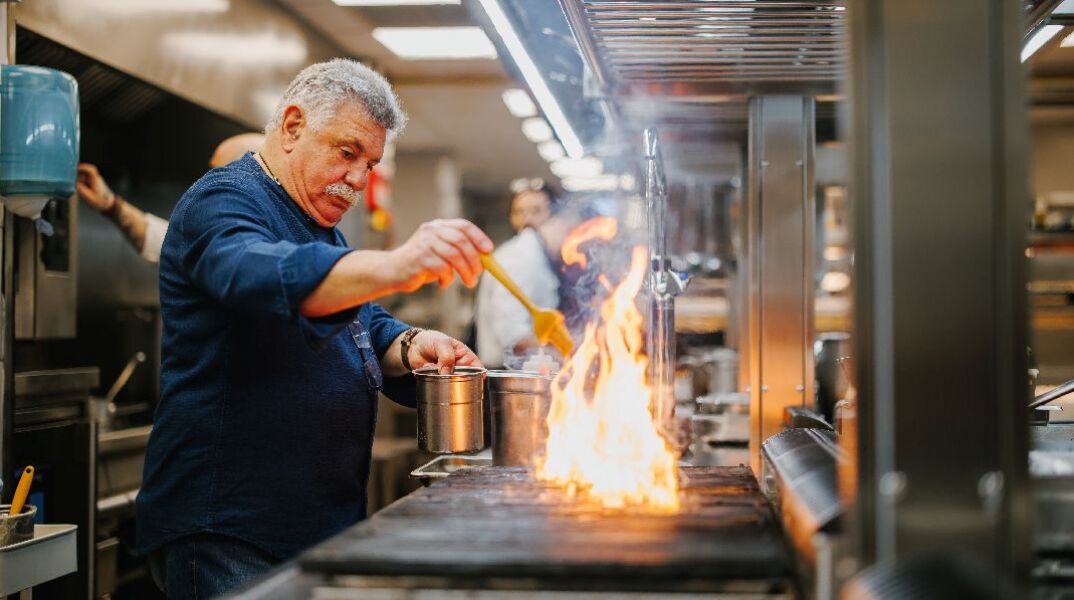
xmin=76 ymin=164 xmax=115 ymax=212
xmin=390 ymin=219 xmax=493 ymax=290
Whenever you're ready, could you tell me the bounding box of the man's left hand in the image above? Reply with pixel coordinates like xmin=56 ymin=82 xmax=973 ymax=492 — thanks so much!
xmin=383 ymin=329 xmax=482 ymax=377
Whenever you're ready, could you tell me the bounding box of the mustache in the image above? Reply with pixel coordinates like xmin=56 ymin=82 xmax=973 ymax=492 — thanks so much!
xmin=324 ymin=183 xmax=362 ymax=208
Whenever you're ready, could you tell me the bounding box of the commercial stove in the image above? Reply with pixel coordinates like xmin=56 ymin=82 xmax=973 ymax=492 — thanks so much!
xmin=233 ymin=466 xmax=795 ymax=598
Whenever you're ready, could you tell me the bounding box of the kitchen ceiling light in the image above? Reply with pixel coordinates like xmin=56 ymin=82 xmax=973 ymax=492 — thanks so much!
xmin=1056 ymin=0 xmax=1074 ymax=14
xmin=372 ymin=27 xmax=497 ymax=60
xmin=550 ymin=157 xmax=602 ymax=179
xmin=333 ymin=0 xmax=459 ymax=5
xmin=501 ymin=88 xmax=537 ymax=118
xmin=521 ymin=118 xmax=553 ymax=143
xmin=537 ymin=141 xmax=565 ymax=162
xmin=561 ymin=175 xmax=621 ymax=192
xmin=1022 ymin=24 xmax=1063 ymax=62
xmin=83 ymin=0 xmax=229 ymax=14
xmin=477 ymin=0 xmax=584 ymax=158
xmin=162 ymin=31 xmax=307 ymax=67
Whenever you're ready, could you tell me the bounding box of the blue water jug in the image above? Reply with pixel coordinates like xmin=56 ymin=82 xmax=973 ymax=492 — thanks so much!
xmin=0 ymin=65 xmax=79 ymax=198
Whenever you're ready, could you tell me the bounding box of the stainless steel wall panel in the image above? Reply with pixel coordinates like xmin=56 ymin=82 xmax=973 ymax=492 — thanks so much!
xmin=744 ymin=95 xmax=816 ymax=474
xmin=844 ymin=0 xmax=1030 ymax=584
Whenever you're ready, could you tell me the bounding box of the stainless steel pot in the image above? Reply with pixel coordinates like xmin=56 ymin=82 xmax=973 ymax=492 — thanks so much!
xmin=414 ymin=366 xmax=486 ymax=454
xmin=487 ymin=371 xmax=553 ymax=467
xmin=814 ymin=332 xmax=851 ymax=422
xmin=0 ymin=504 xmax=36 ymax=547
xmin=698 ymin=348 xmax=739 ymax=396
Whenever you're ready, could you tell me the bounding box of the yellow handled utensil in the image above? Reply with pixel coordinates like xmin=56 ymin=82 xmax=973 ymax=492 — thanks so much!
xmin=480 ymin=253 xmax=573 ymax=357
xmin=9 ymin=465 xmax=33 ymax=515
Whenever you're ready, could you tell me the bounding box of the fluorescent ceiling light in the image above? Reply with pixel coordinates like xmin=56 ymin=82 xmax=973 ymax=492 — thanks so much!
xmin=1056 ymin=0 xmax=1074 ymax=14
xmin=372 ymin=27 xmax=496 ymax=60
xmin=1022 ymin=24 xmax=1063 ymax=62
xmin=83 ymin=0 xmax=229 ymax=14
xmin=521 ymin=118 xmax=553 ymax=143
xmin=501 ymin=88 xmax=536 ymax=118
xmin=162 ymin=31 xmax=307 ymax=67
xmin=550 ymin=157 xmax=602 ymax=179
xmin=477 ymin=0 xmax=584 ymax=158
xmin=562 ymin=175 xmax=621 ymax=192
xmin=537 ymin=141 xmax=565 ymax=162
xmin=334 ymin=0 xmax=459 ymax=5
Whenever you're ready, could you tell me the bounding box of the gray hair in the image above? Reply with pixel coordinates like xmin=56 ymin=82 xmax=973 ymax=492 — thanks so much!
xmin=265 ymin=58 xmax=407 ymax=138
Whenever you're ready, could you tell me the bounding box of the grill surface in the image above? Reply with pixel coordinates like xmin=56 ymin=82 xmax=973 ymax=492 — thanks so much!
xmin=301 ymin=466 xmax=792 ymax=590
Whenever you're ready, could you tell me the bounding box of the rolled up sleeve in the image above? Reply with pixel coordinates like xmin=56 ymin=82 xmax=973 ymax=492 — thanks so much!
xmin=366 ymin=303 xmax=416 ymax=407
xmin=179 ymin=184 xmax=357 ymax=345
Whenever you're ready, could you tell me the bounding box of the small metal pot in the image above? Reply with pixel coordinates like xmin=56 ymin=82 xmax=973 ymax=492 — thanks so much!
xmin=414 ymin=366 xmax=486 ymax=454
xmin=699 ymin=348 xmax=739 ymax=396
xmin=487 ymin=371 xmax=554 ymax=467
xmin=814 ymin=332 xmax=851 ymax=422
xmin=0 ymin=504 xmax=36 ymax=547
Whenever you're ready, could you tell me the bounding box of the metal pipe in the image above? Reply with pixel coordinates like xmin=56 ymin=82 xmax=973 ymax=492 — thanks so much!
xmin=556 ymin=0 xmax=614 ymax=96
xmin=604 ymin=49 xmax=845 ymax=56
xmin=586 ymin=1 xmax=842 ymax=8
xmin=643 ymin=128 xmax=684 ymax=436
xmin=104 ymin=351 xmax=147 ymax=403
xmin=1029 ymin=376 xmax=1074 ymax=409
xmin=590 ymin=12 xmax=845 ymax=20
xmin=593 ymin=24 xmax=845 ymax=32
xmin=596 ymin=32 xmax=843 ymax=39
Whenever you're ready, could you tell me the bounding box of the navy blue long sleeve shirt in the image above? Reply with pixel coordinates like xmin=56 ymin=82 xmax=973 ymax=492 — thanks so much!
xmin=136 ymin=153 xmax=414 ymax=560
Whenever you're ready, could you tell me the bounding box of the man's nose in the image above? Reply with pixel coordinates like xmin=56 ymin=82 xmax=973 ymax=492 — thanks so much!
xmin=344 ymin=166 xmax=368 ymax=190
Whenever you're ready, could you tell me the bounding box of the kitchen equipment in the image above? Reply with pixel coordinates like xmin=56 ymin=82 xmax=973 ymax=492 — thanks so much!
xmin=700 ymin=348 xmax=739 ymax=396
xmin=814 ymin=332 xmax=851 ymax=422
xmin=414 ymin=366 xmax=486 ymax=454
xmin=92 ymin=351 xmax=146 ymax=431
xmin=301 ymin=466 xmax=793 ymax=593
xmin=8 ymin=466 xmax=34 ymax=516
xmin=0 ymin=505 xmax=37 ymax=547
xmin=1030 ymin=376 xmax=1074 ymax=410
xmin=479 ymin=253 xmax=573 ymax=357
xmin=487 ymin=371 xmax=553 ymax=467
xmin=691 ymin=392 xmax=749 ymax=467
xmin=409 ymin=452 xmax=493 ymax=487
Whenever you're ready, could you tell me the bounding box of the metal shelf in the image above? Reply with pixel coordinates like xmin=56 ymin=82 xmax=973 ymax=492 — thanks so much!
xmin=0 ymin=524 xmax=78 ymax=595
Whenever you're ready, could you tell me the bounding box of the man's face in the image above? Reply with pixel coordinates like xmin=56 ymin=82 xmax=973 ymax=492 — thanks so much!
xmin=287 ymin=102 xmax=386 ymax=227
xmin=509 ymin=190 xmax=552 ymax=232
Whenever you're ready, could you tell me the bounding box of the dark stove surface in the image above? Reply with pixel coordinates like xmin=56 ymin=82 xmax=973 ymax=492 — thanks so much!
xmin=300 ymin=466 xmax=792 ymax=588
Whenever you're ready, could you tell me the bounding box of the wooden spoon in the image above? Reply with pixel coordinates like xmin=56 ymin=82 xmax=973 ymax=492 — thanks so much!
xmin=480 ymin=253 xmax=574 ymax=357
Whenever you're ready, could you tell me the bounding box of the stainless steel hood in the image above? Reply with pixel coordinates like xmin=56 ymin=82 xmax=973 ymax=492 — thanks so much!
xmin=489 ymin=0 xmax=848 ymax=151
xmin=561 ymin=1 xmax=846 ymax=95
xmin=14 ymin=0 xmax=344 ymax=130
xmin=567 ymin=0 xmax=845 ymax=141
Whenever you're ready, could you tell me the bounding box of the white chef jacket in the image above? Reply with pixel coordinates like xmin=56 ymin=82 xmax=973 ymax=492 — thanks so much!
xmin=141 ymin=212 xmax=169 ymax=264
xmin=475 ymin=227 xmax=559 ymax=367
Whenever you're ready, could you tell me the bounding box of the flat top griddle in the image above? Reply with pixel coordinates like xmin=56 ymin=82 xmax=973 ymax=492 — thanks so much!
xmin=300 ymin=466 xmax=793 ymax=589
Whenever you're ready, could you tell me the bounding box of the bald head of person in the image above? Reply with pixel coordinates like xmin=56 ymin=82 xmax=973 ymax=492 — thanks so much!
xmin=209 ymin=133 xmax=265 ymax=169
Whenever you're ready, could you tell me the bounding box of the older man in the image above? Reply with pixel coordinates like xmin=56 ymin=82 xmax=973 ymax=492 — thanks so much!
xmin=136 ymin=59 xmax=492 ymax=598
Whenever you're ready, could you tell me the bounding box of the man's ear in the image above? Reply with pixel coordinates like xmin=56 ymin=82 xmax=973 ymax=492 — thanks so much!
xmin=280 ymin=105 xmax=305 ymax=152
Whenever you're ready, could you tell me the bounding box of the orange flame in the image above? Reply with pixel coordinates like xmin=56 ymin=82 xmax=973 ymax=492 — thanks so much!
xmin=560 ymin=217 xmax=618 ymax=268
xmin=536 ymin=245 xmax=680 ymax=512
